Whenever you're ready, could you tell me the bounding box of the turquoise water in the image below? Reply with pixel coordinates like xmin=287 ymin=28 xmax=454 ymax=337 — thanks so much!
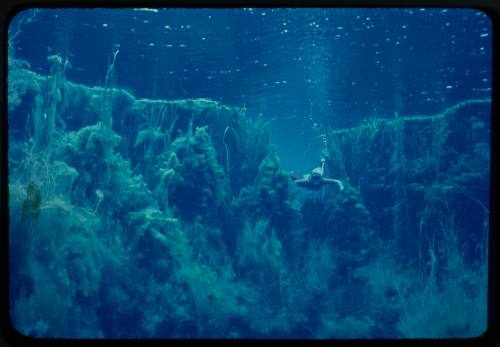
xmin=8 ymin=8 xmax=491 ymax=338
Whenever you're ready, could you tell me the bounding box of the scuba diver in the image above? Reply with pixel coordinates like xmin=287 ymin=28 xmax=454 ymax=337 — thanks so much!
xmin=292 ymin=150 xmax=344 ymax=191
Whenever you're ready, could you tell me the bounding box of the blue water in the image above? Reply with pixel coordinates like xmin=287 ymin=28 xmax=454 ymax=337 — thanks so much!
xmin=7 ymin=8 xmax=491 ymax=339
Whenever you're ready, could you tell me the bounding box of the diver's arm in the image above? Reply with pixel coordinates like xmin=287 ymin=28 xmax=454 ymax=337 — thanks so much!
xmin=294 ymin=178 xmax=310 ymax=187
xmin=323 ymin=178 xmax=344 ymax=191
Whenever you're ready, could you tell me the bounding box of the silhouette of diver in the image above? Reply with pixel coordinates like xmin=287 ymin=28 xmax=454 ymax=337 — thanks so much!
xmin=292 ymin=150 xmax=344 ymax=191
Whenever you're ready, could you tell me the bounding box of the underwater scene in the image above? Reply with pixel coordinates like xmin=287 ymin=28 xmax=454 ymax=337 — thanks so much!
xmin=7 ymin=8 xmax=491 ymax=339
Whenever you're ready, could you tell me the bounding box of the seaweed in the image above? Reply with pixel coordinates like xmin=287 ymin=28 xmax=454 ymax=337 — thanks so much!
xmin=165 ymin=125 xmax=229 ymax=223
xmin=22 ymin=182 xmax=41 ymax=220
xmin=233 ymin=152 xmax=300 ymax=232
xmin=7 ymin=59 xmax=490 ymax=338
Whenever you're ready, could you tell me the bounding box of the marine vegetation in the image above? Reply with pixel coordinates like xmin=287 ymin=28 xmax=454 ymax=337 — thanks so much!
xmin=21 ymin=182 xmax=41 ymax=220
xmin=8 ymin=58 xmax=490 ymax=339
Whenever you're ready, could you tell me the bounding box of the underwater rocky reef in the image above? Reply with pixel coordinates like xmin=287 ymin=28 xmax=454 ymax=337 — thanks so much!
xmin=8 ymin=56 xmax=489 ymax=338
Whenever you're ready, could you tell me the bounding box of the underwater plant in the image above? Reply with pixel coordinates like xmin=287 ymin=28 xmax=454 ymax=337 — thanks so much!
xmin=233 ymin=152 xmax=300 ymax=232
xmin=21 ymin=182 xmax=41 ymax=220
xmin=164 ymin=124 xmax=229 ymax=224
xmin=7 ymin=44 xmax=490 ymax=339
